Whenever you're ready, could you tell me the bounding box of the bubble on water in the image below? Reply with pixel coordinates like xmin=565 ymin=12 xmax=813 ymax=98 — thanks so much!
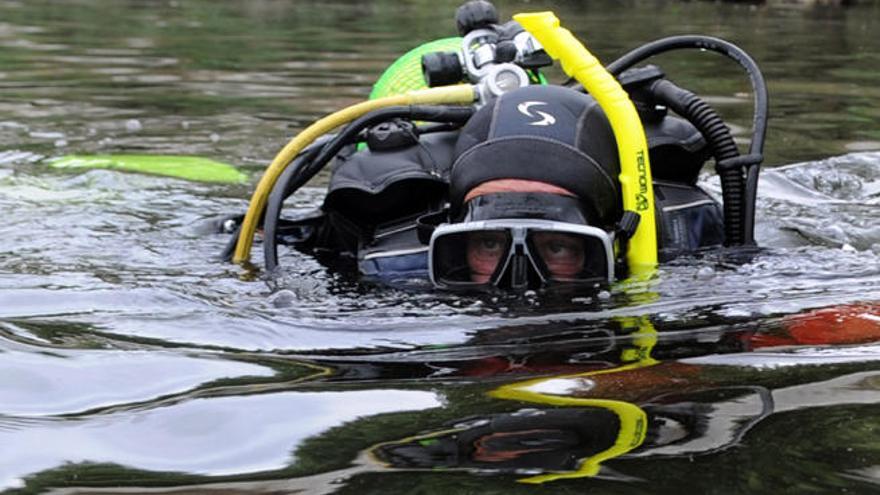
xmin=53 ymin=139 xmax=67 ymax=148
xmin=209 ymin=133 xmax=220 ymax=143
xmin=597 ymin=290 xmax=611 ymax=300
xmin=841 ymin=243 xmax=857 ymax=252
xmin=269 ymin=289 xmax=296 ymax=308
xmin=696 ymin=266 xmax=715 ymax=280
xmin=87 ymin=128 xmax=97 ymax=136
xmin=571 ymin=296 xmax=592 ymax=304
xmin=181 ymin=121 xmax=190 ymax=130
xmin=125 ymin=119 xmax=143 ymax=132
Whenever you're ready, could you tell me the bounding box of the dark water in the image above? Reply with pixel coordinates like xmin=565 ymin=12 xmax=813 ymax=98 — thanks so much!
xmin=1 ymin=0 xmax=880 ymax=493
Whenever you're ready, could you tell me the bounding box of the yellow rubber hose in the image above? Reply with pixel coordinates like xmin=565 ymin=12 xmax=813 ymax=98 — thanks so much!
xmin=514 ymin=12 xmax=658 ymax=274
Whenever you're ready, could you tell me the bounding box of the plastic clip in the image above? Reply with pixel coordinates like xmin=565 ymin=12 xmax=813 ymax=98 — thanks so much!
xmin=615 ymin=210 xmax=641 ymax=242
xmin=716 ymin=153 xmax=763 ymax=172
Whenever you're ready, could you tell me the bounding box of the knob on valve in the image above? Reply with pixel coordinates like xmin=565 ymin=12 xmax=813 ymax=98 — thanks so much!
xmin=421 ymin=51 xmax=464 ymax=88
xmin=455 ymin=0 xmax=498 ymax=36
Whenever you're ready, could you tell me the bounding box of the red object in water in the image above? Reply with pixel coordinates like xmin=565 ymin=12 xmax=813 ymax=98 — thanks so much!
xmin=751 ymin=303 xmax=880 ymax=348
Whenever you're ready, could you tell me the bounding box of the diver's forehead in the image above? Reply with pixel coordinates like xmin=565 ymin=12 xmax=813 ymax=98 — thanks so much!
xmin=464 ymin=179 xmax=576 ymax=202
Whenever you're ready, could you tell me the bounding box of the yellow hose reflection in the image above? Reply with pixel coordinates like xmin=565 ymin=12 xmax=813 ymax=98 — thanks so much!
xmin=489 ymin=316 xmax=657 ymax=483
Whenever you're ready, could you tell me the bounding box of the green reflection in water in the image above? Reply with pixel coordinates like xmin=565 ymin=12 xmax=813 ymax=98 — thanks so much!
xmin=1 ymin=0 xmax=879 ymax=163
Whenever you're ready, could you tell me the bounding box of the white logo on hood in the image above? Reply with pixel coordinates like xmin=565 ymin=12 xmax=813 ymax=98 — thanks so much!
xmin=516 ymin=101 xmax=557 ymax=127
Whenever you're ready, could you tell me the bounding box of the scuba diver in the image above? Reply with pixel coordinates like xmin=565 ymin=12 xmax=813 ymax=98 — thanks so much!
xmin=224 ymin=1 xmax=767 ymax=294
xmin=271 ymin=83 xmax=723 ymax=290
xmin=422 ymin=83 xmax=725 ymax=290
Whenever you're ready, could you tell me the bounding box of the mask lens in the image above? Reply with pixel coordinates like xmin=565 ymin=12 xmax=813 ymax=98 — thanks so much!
xmin=527 ymin=231 xmax=609 ymax=282
xmin=431 ymin=230 xmax=512 ymax=286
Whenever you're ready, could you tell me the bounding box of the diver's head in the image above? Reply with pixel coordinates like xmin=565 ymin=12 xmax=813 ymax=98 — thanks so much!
xmin=429 ymin=85 xmax=622 ymax=292
xmin=459 ymin=180 xmax=594 ymax=286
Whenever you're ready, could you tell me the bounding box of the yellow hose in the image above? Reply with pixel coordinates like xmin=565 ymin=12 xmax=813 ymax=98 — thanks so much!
xmin=514 ymin=12 xmax=658 ymax=274
xmin=232 ymin=84 xmax=476 ymax=264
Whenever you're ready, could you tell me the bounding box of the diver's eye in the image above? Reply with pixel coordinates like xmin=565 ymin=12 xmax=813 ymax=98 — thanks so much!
xmin=533 ymin=233 xmax=583 ymax=260
xmin=546 ymin=240 xmax=577 ymax=255
xmin=468 ymin=232 xmax=506 ymax=256
xmin=480 ymin=238 xmax=502 ymax=251
xmin=465 ymin=231 xmax=509 ymax=284
xmin=530 ymin=232 xmax=587 ymax=280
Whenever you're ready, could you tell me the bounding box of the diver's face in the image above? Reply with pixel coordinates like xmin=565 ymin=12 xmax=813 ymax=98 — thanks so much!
xmin=465 ymin=231 xmax=586 ymax=283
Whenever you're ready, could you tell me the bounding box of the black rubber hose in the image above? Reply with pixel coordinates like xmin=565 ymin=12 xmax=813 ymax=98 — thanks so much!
xmin=219 ymin=223 xmax=241 ymax=263
xmin=263 ymin=141 xmax=327 ymax=271
xmin=744 ymin=160 xmax=761 ymax=242
xmin=263 ymin=105 xmax=475 ymax=271
xmin=651 ymin=79 xmax=744 ymax=245
xmin=606 ymin=35 xmax=768 ymax=245
xmin=297 ymin=105 xmax=474 ymax=196
xmin=719 ymin=167 xmax=745 ymax=246
xmin=217 ymin=135 xmax=335 ymax=263
xmin=607 ymin=35 xmax=767 ymax=157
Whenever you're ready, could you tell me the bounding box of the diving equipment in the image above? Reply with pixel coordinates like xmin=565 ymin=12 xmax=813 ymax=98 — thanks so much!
xmin=420 ymin=0 xmax=552 ymax=104
xmin=429 ymin=218 xmax=615 ymax=290
xmin=448 ymin=85 xmax=621 ymax=225
xmin=424 ymin=83 xmax=646 ymax=291
xmin=231 ymin=84 xmax=478 ymax=264
xmin=515 ymin=11 xmax=657 ymax=274
xmin=604 ymin=36 xmax=769 ymax=246
xmin=229 ymin=0 xmax=765 ymax=291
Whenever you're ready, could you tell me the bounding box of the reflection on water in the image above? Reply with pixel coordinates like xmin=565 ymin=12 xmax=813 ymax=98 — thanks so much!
xmin=7 ymin=308 xmax=877 ymax=493
xmin=1 ymin=0 xmax=880 ymax=493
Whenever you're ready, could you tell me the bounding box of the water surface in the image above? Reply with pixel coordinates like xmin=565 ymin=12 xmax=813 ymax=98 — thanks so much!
xmin=1 ymin=1 xmax=879 ymax=493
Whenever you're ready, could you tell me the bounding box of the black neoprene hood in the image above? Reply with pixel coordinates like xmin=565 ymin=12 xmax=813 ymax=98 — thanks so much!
xmin=450 ymin=85 xmax=622 ymax=227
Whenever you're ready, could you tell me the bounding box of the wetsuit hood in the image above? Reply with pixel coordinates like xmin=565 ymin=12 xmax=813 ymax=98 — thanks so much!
xmin=450 ymin=85 xmax=622 ymax=227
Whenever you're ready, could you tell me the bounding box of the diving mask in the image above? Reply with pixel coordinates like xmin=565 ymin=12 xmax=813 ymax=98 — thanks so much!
xmin=428 ymin=219 xmax=615 ymax=291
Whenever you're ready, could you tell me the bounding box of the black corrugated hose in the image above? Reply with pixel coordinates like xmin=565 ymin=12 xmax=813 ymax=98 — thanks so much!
xmin=650 ymin=79 xmax=744 ymax=245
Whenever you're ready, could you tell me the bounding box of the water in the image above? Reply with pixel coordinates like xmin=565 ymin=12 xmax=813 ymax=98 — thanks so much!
xmin=1 ymin=0 xmax=879 ymax=493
